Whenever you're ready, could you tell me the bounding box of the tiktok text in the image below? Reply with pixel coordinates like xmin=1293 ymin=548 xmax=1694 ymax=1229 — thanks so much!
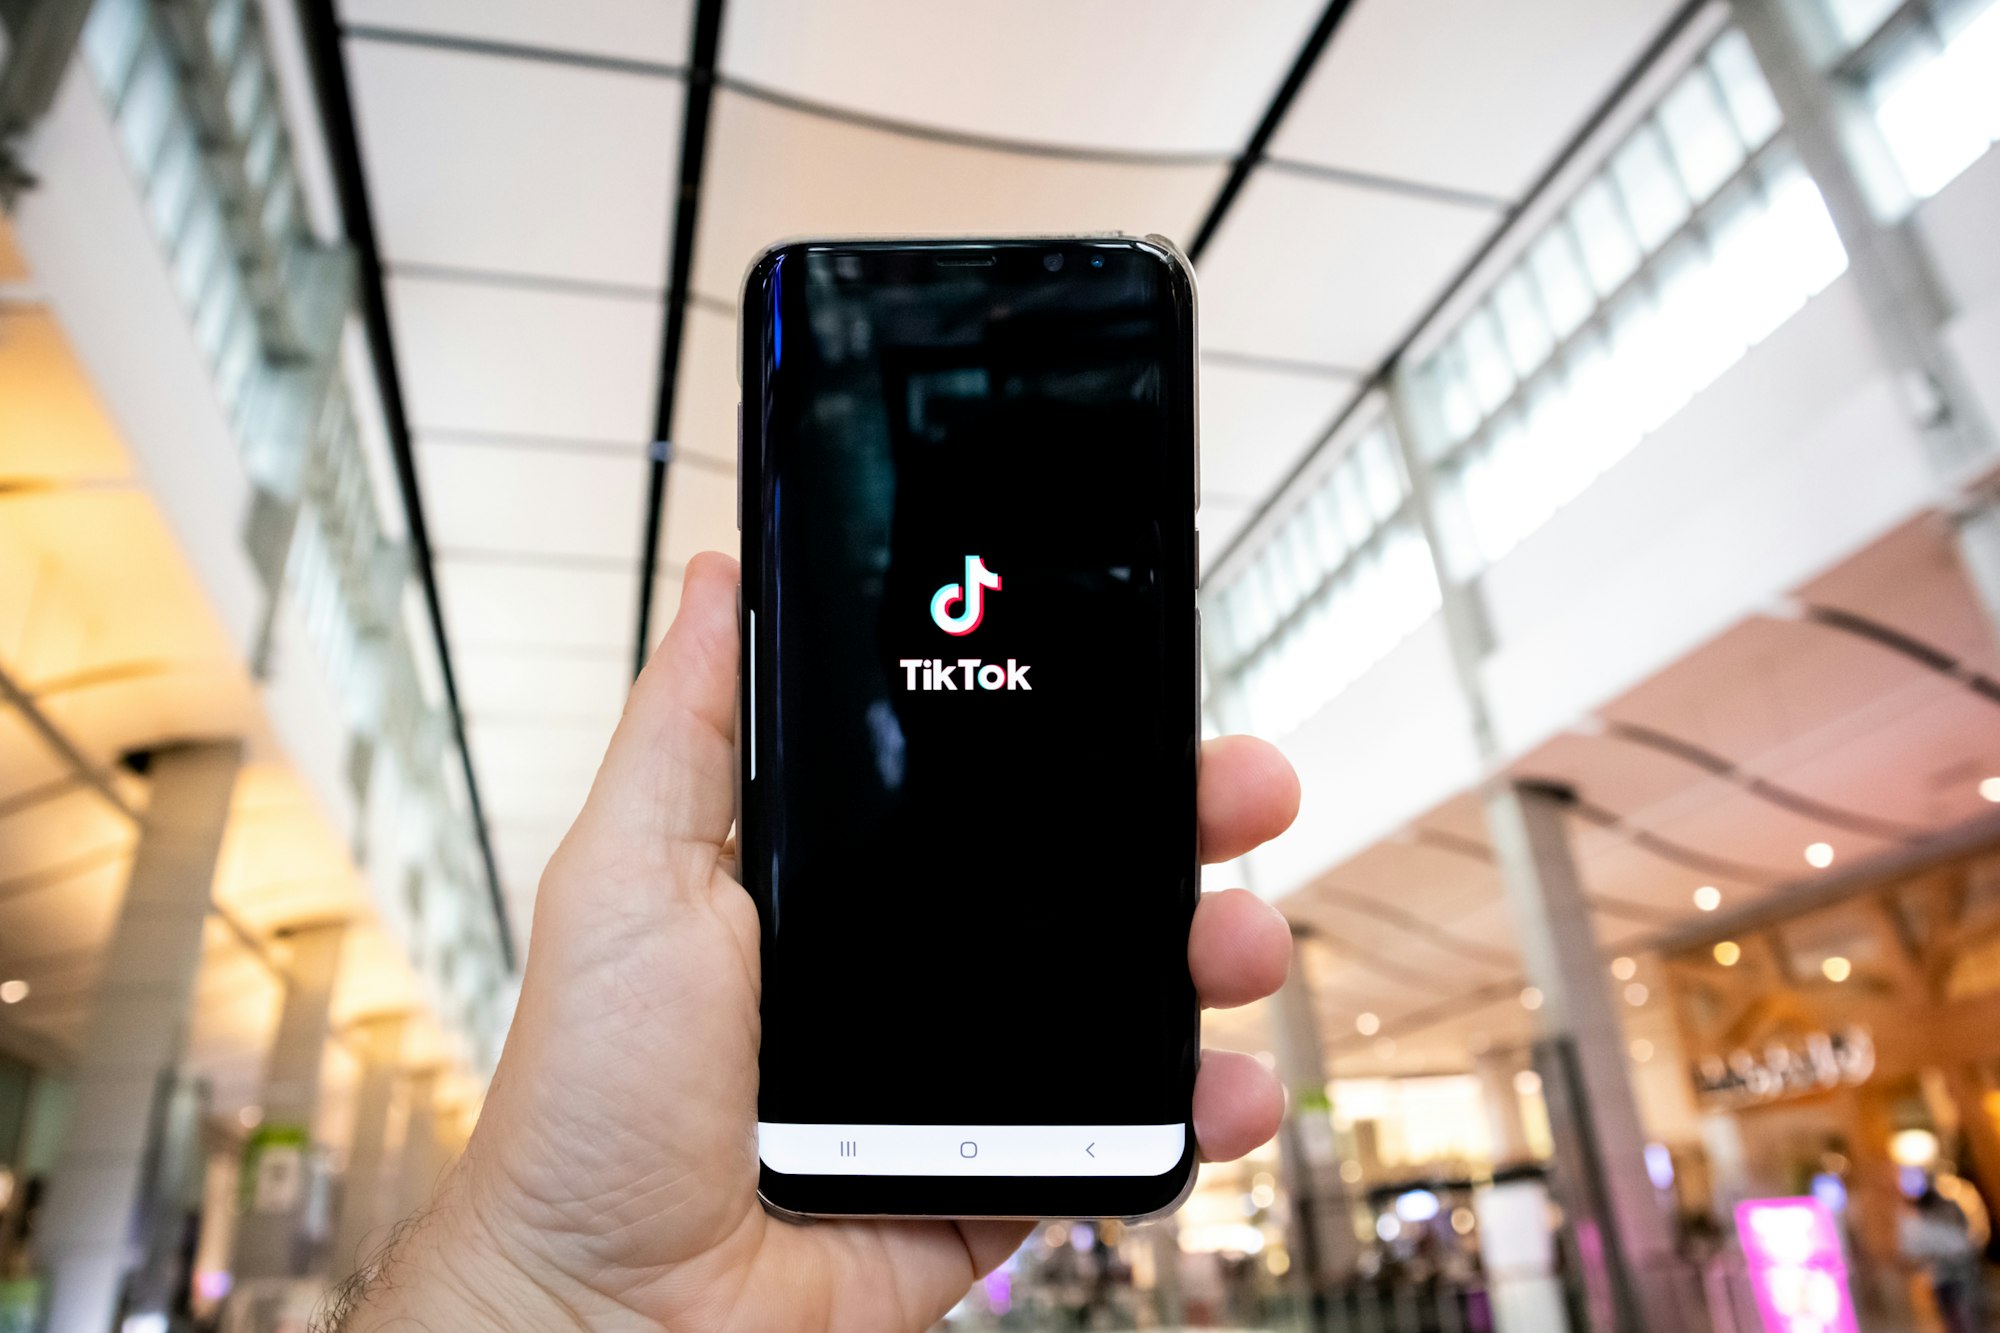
xmin=899 ymin=658 xmax=1033 ymax=691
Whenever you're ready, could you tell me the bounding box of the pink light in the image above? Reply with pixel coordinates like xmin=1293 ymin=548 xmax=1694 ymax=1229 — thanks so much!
xmin=1734 ymin=1198 xmax=1858 ymax=1333
xmin=982 ymin=1270 xmax=1011 ymax=1315
xmin=194 ymin=1270 xmax=232 ymax=1304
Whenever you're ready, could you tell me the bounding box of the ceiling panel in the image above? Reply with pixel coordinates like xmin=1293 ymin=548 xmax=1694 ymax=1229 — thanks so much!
xmin=417 ymin=439 xmax=648 ymax=562
xmin=1197 ymin=169 xmax=1499 ymax=370
xmin=1270 ymin=0 xmax=1684 ymax=199
xmin=660 ymin=464 xmax=739 ymax=571
xmin=339 ymin=0 xmax=696 ymax=66
xmin=718 ymin=0 xmax=1321 ymax=156
xmin=689 ymin=89 xmax=1228 ymax=301
xmin=387 ymin=275 xmax=663 ymax=444
xmin=455 ymin=650 xmax=630 ymax=724
xmin=672 ymin=304 xmax=740 ymax=466
xmin=489 ymin=821 xmax=569 ymax=897
xmin=468 ymin=718 xmax=611 ymax=826
xmin=644 ymin=575 xmax=685 ymax=660
xmin=436 ymin=560 xmax=636 ymax=652
xmin=346 ymin=38 xmax=681 ymax=287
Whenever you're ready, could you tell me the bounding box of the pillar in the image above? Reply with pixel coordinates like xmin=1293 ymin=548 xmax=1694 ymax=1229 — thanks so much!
xmin=231 ymin=922 xmax=345 ymax=1282
xmin=1484 ymin=781 xmax=1688 ymax=1333
xmin=395 ymin=1069 xmax=445 ymax=1222
xmin=1477 ymin=1049 xmax=1533 ymax=1166
xmin=39 ymin=740 xmax=241 ymax=1333
xmin=330 ymin=1013 xmax=404 ymax=1274
xmin=1270 ymin=931 xmax=1359 ymax=1329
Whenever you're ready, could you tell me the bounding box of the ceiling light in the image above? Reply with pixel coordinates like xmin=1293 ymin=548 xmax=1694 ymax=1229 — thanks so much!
xmin=0 ymin=980 xmax=26 ymax=1005
xmin=1631 ymin=1039 xmax=1655 ymax=1062
xmin=1821 ymin=955 xmax=1852 ymax=982
xmin=1611 ymin=956 xmax=1637 ymax=981
xmin=1714 ymin=940 xmax=1742 ymax=966
xmin=1981 ymin=777 xmax=2000 ymax=803
xmin=1355 ymin=1012 xmax=1381 ymax=1036
xmin=238 ymin=1105 xmax=263 ymax=1130
xmin=1625 ymin=982 xmax=1650 ymax=1006
xmin=1693 ymin=885 xmax=1722 ymax=912
xmin=1513 ymin=1069 xmax=1543 ymax=1096
xmin=1805 ymin=842 xmax=1835 ymax=868
xmin=1890 ymin=1129 xmax=1940 ymax=1168
xmin=1340 ymin=1160 xmax=1364 ymax=1184
xmin=1520 ymin=986 xmax=1544 ymax=1011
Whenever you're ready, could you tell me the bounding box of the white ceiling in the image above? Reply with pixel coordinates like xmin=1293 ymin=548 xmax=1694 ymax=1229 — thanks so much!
xmin=331 ymin=0 xmax=1711 ymax=944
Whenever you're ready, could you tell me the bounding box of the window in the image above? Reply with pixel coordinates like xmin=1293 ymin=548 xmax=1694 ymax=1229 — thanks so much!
xmin=1859 ymin=0 xmax=2000 ymax=199
xmin=1411 ymin=30 xmax=1847 ymax=570
xmin=1210 ymin=421 xmax=1442 ymax=738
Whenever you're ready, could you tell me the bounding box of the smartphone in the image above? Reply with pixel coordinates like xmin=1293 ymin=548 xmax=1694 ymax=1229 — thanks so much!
xmin=738 ymin=236 xmax=1200 ymax=1220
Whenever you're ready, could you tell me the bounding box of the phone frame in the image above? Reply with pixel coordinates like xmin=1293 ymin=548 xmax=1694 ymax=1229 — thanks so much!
xmin=736 ymin=235 xmax=1202 ymax=1221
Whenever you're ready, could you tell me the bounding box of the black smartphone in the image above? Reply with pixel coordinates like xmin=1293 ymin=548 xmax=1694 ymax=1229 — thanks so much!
xmin=738 ymin=236 xmax=1200 ymax=1220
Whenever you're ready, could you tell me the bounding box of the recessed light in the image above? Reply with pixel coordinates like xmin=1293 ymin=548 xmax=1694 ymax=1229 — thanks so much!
xmin=1630 ymin=1039 xmax=1655 ymax=1062
xmin=1625 ymin=982 xmax=1650 ymax=1006
xmin=1805 ymin=842 xmax=1835 ymax=868
xmin=1981 ymin=777 xmax=2000 ymax=803
xmin=1355 ymin=1012 xmax=1381 ymax=1036
xmin=238 ymin=1105 xmax=264 ymax=1130
xmin=1821 ymin=955 xmax=1851 ymax=982
xmin=1610 ymin=956 xmax=1637 ymax=980
xmin=1513 ymin=1069 xmax=1543 ymax=1096
xmin=1713 ymin=940 xmax=1742 ymax=966
xmin=0 ymin=980 xmax=25 ymax=1005
xmin=1694 ymin=885 xmax=1722 ymax=912
xmin=1520 ymin=986 xmax=1544 ymax=1011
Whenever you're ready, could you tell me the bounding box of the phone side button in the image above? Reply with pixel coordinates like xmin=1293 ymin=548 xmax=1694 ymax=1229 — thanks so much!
xmin=735 ymin=401 xmax=743 ymax=531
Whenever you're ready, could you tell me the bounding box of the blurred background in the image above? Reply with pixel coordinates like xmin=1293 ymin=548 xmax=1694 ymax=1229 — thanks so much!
xmin=0 ymin=0 xmax=1996 ymax=1329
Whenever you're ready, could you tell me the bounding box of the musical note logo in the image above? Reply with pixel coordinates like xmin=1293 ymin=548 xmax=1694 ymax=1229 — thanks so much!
xmin=930 ymin=556 xmax=1002 ymax=636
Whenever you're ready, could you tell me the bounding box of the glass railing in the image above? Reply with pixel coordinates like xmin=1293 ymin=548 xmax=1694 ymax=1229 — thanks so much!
xmin=77 ymin=0 xmax=509 ymax=1051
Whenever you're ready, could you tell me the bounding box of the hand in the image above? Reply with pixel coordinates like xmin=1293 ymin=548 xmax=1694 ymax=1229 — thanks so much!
xmin=331 ymin=552 xmax=1301 ymax=1333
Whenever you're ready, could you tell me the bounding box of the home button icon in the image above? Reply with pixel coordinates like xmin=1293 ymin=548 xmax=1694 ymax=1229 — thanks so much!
xmin=959 ymin=1141 xmax=978 ymax=1159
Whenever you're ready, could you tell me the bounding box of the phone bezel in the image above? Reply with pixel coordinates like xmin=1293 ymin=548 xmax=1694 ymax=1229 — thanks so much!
xmin=737 ymin=235 xmax=1202 ymax=1221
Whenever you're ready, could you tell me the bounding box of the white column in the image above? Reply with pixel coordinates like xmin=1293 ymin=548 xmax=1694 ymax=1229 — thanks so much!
xmin=1269 ymin=931 xmax=1360 ymax=1324
xmin=330 ymin=1013 xmax=403 ymax=1275
xmin=394 ymin=1069 xmax=445 ymax=1222
xmin=39 ymin=740 xmax=241 ymax=1333
xmin=1485 ymin=780 xmax=1688 ymax=1332
xmin=231 ymin=922 xmax=345 ymax=1281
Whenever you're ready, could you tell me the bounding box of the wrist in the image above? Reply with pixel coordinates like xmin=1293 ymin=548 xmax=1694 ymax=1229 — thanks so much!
xmin=328 ymin=1174 xmax=611 ymax=1332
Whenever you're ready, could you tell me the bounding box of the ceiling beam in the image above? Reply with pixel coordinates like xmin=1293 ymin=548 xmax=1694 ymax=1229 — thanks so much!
xmin=294 ymin=0 xmax=514 ymax=971
xmin=632 ymin=0 xmax=729 ymax=678
xmin=1186 ymin=0 xmax=1359 ymax=262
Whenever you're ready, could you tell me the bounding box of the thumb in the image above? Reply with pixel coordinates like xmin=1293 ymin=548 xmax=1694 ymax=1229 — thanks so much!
xmin=571 ymin=551 xmax=740 ymax=859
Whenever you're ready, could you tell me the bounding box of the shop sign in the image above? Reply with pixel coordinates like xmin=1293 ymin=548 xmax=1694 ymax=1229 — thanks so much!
xmin=1734 ymin=1197 xmax=1859 ymax=1333
xmin=1692 ymin=1027 xmax=1873 ymax=1108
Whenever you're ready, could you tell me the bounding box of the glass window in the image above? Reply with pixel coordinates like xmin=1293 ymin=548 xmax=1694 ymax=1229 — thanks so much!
xmin=1869 ymin=0 xmax=2000 ymax=199
xmin=1568 ymin=178 xmax=1644 ymax=296
xmin=174 ymin=196 xmax=227 ymax=307
xmin=1610 ymin=123 xmax=1692 ymax=251
xmin=227 ymin=56 xmax=266 ymax=137
xmin=1354 ymin=429 xmax=1405 ymax=521
xmin=1708 ymin=30 xmax=1783 ymax=148
xmin=1658 ymin=70 xmax=1748 ymax=200
xmin=1431 ymin=345 xmax=1482 ymax=448
xmin=1457 ymin=307 xmax=1516 ymax=415
xmin=147 ymin=115 xmax=203 ymax=242
xmin=245 ymin=113 xmax=282 ymax=193
xmin=118 ymin=42 xmax=179 ymax=167
xmin=82 ymin=0 xmax=149 ymax=99
xmin=208 ymin=0 xmax=251 ymax=67
xmin=1492 ymin=269 xmax=1554 ymax=376
xmin=1825 ymin=0 xmax=1906 ymax=47
xmin=1527 ymin=225 xmax=1596 ymax=340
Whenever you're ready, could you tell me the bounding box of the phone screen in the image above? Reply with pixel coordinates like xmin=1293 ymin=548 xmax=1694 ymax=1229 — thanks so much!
xmin=741 ymin=238 xmax=1199 ymax=1216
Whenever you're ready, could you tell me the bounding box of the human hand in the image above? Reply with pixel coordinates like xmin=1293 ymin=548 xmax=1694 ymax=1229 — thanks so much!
xmin=330 ymin=551 xmax=1300 ymax=1332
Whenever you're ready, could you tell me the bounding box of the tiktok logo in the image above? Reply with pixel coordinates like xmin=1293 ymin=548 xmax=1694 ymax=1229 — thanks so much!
xmin=929 ymin=555 xmax=1002 ymax=637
